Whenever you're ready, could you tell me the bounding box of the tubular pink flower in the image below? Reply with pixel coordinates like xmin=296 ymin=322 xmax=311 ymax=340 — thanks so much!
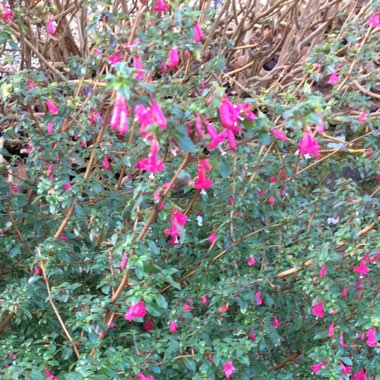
xmin=168 ymin=48 xmax=180 ymax=70
xmin=151 ymin=100 xmax=167 ymax=130
xmin=339 ymin=332 xmax=348 ymax=347
xmin=108 ymin=51 xmax=122 ymax=65
xmin=353 ymin=369 xmax=367 ymax=380
xmin=63 ymin=183 xmax=72 ymax=191
xmin=328 ymin=70 xmax=339 ymax=84
xmin=125 ymin=300 xmax=147 ymax=321
xmin=1 ymin=2 xmax=14 ymax=22
xmin=247 ymin=256 xmax=256 ymax=266
xmin=223 ymin=361 xmax=236 ymax=379
xmin=48 ymin=19 xmax=56 ymax=36
xmin=298 ymin=132 xmax=320 ymax=158
xmin=311 ymin=361 xmax=325 ymax=374
xmin=46 ymin=100 xmax=58 ymax=115
xmin=154 ymin=0 xmax=168 ymax=12
xmin=164 ymin=209 xmax=187 ymax=244
xmin=227 ymin=129 xmax=237 ymax=150
xmin=311 ymin=301 xmax=325 ymax=318
xmin=328 ymin=322 xmax=335 ymax=338
xmin=270 ymin=128 xmax=289 ymax=141
xmin=366 ymin=327 xmax=377 ymax=347
xmin=353 ymin=259 xmax=369 ymax=275
xmin=47 ymin=121 xmax=53 ymax=135
xmin=133 ymin=55 xmax=145 ymax=79
xmin=219 ymin=96 xmax=239 ymax=132
xmin=193 ymin=21 xmax=204 ymax=43
xmin=120 ymin=254 xmax=128 ymax=270
xmin=206 ymin=122 xmax=227 ymax=149
xmin=319 ymin=263 xmax=326 ymax=278
xmin=208 ymin=233 xmax=216 ymax=243
xmin=111 ymin=93 xmax=129 ymax=135
xmin=201 ymin=295 xmax=208 ymax=304
xmin=136 ymin=139 xmax=164 ymax=173
xmin=169 ymin=320 xmax=178 ymax=333
xmin=369 ymin=12 xmax=380 ymax=28
xmin=256 ymin=291 xmax=262 ymax=305
xmin=340 ymin=362 xmax=351 ymax=374
xmin=194 ymin=159 xmax=213 ymax=190
xmin=195 ymin=113 xmax=203 ymax=136
xmin=272 ymin=315 xmax=281 ymax=328
xmin=143 ymin=319 xmax=153 ymax=331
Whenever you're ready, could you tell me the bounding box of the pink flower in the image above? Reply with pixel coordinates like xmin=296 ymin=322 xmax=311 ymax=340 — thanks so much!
xmin=133 ymin=55 xmax=145 ymax=79
xmin=47 ymin=121 xmax=53 ymax=135
xmin=270 ymin=128 xmax=289 ymax=141
xmin=47 ymin=19 xmax=56 ymax=36
xmin=208 ymin=233 xmax=217 ymax=243
xmin=359 ymin=111 xmax=367 ymax=123
xmin=34 ymin=265 xmax=41 ymax=275
xmin=193 ymin=21 xmax=204 ymax=43
xmin=366 ymin=327 xmax=377 ymax=347
xmin=183 ymin=303 xmax=193 ymax=313
xmin=219 ymin=304 xmax=229 ymax=313
xmin=201 ymin=295 xmax=208 ymax=304
xmin=168 ymin=48 xmax=180 ymax=70
xmin=311 ymin=301 xmax=325 ymax=318
xmin=110 ymin=93 xmax=129 ymax=135
xmin=354 ymin=259 xmax=369 ymax=275
xmin=247 ymin=256 xmax=256 ymax=266
xmin=328 ymin=70 xmax=339 ymax=84
xmin=1 ymin=2 xmax=14 ymax=22
xmin=125 ymin=300 xmax=147 ymax=321
xmin=194 ymin=159 xmax=213 ymax=190
xmin=219 ymin=96 xmax=240 ymax=133
xmin=144 ymin=319 xmax=153 ymax=331
xmin=272 ymin=315 xmax=281 ymax=328
xmin=353 ymin=369 xmax=367 ymax=380
xmin=46 ymin=100 xmax=58 ymax=115
xmin=27 ymin=80 xmax=36 ymax=89
xmin=340 ymin=362 xmax=351 ymax=374
xmin=311 ymin=361 xmax=325 ymax=374
xmin=103 ymin=156 xmax=111 ymax=170
xmin=120 ymin=254 xmax=128 ymax=270
xmin=195 ymin=114 xmax=203 ymax=136
xmin=150 ymin=100 xmax=167 ymax=130
xmin=268 ymin=197 xmax=275 ymax=205
xmin=164 ymin=209 xmax=188 ymax=244
xmin=319 ymin=263 xmax=326 ymax=278
xmin=63 ymin=183 xmax=72 ymax=191
xmin=256 ymin=291 xmax=262 ymax=305
xmin=169 ymin=320 xmax=178 ymax=333
xmin=223 ymin=361 xmax=236 ymax=379
xmin=339 ymin=332 xmax=348 ymax=347
xmin=154 ymin=0 xmax=168 ymax=11
xmin=206 ymin=122 xmax=227 ymax=149
xmin=316 ymin=122 xmax=324 ymax=134
xmin=342 ymin=286 xmax=347 ymax=299
xmin=137 ymin=373 xmax=154 ymax=380
xmin=45 ymin=366 xmax=57 ymax=379
xmin=328 ymin=322 xmax=335 ymax=338
xmin=369 ymin=12 xmax=380 ymax=28
xmin=136 ymin=139 xmax=164 ymax=173
xmin=89 ymin=110 xmax=102 ymax=125
xmin=248 ymin=328 xmax=257 ymax=341
xmin=108 ymin=51 xmax=122 ymax=65
xmin=298 ymin=132 xmax=320 ymax=158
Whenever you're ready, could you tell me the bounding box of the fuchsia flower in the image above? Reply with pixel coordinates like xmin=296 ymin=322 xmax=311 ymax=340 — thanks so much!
xmin=328 ymin=322 xmax=335 ymax=338
xmin=89 ymin=110 xmax=102 ymax=125
xmin=110 ymin=93 xmax=129 ymax=135
xmin=311 ymin=301 xmax=325 ymax=318
xmin=103 ymin=156 xmax=111 ymax=170
xmin=195 ymin=114 xmax=203 ymax=136
xmin=359 ymin=111 xmax=367 ymax=123
xmin=319 ymin=263 xmax=326 ymax=278
xmin=201 ymin=295 xmax=208 ymax=304
xmin=328 ymin=70 xmax=339 ymax=84
xmin=219 ymin=96 xmax=240 ymax=133
xmin=342 ymin=286 xmax=348 ymax=299
xmin=248 ymin=328 xmax=257 ymax=341
xmin=270 ymin=128 xmax=289 ymax=141
xmin=311 ymin=361 xmax=325 ymax=374
xmin=366 ymin=327 xmax=377 ymax=347
xmin=136 ymin=139 xmax=164 ymax=173
xmin=46 ymin=100 xmax=58 ymax=115
xmin=298 ymin=132 xmax=320 ymax=158
xmin=137 ymin=373 xmax=154 ymax=380
xmin=256 ymin=291 xmax=262 ymax=305
xmin=183 ymin=303 xmax=193 ymax=313
xmin=353 ymin=369 xmax=367 ymax=380
xmin=164 ymin=209 xmax=188 ymax=244
xmin=120 ymin=254 xmax=128 ymax=270
xmin=206 ymin=121 xmax=227 ymax=149
xmin=143 ymin=319 xmax=153 ymax=331
xmin=47 ymin=19 xmax=56 ymax=36
xmin=34 ymin=265 xmax=41 ymax=275
xmin=125 ymin=300 xmax=147 ymax=321
xmin=247 ymin=256 xmax=256 ymax=266
xmin=108 ymin=51 xmax=123 ymax=65
xmin=133 ymin=55 xmax=145 ymax=79
xmin=194 ymin=159 xmax=213 ymax=190
xmin=150 ymin=100 xmax=167 ymax=130
xmin=154 ymin=0 xmax=168 ymax=11
xmin=1 ymin=2 xmax=14 ymax=22
xmin=353 ymin=259 xmax=369 ymax=275
xmin=47 ymin=122 xmax=53 ymax=135
xmin=169 ymin=320 xmax=178 ymax=333
xmin=193 ymin=21 xmax=204 ymax=43
xmin=340 ymin=362 xmax=351 ymax=374
xmin=208 ymin=233 xmax=217 ymax=243
xmin=168 ymin=48 xmax=180 ymax=69
xmin=272 ymin=315 xmax=281 ymax=328
xmin=134 ymin=100 xmax=167 ymax=137
xmin=339 ymin=332 xmax=348 ymax=348
xmin=223 ymin=361 xmax=236 ymax=379
xmin=63 ymin=183 xmax=72 ymax=191
xmin=369 ymin=11 xmax=380 ymax=28
xmin=45 ymin=366 xmax=57 ymax=380
xmin=219 ymin=304 xmax=229 ymax=313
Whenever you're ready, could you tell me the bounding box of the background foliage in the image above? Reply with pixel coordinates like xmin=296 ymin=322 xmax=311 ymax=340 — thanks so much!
xmin=0 ymin=0 xmax=379 ymax=379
